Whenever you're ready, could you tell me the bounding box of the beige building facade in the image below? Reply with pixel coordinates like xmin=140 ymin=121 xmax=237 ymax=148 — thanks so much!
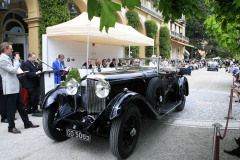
xmin=0 ymin=0 xmax=191 ymax=60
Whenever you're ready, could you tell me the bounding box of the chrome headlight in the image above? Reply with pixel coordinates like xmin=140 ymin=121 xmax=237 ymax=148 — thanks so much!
xmin=95 ymin=79 xmax=110 ymax=98
xmin=66 ymin=78 xmax=80 ymax=95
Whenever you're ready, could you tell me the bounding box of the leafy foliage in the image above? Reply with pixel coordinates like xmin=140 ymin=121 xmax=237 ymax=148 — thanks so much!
xmin=159 ymin=26 xmax=170 ymax=59
xmin=38 ymin=0 xmax=70 ymax=58
xmin=125 ymin=46 xmax=139 ymax=58
xmin=186 ymin=0 xmax=210 ymax=49
xmin=122 ymin=0 xmax=141 ymax=10
xmin=205 ymin=38 xmax=232 ymax=59
xmin=205 ymin=15 xmax=240 ymax=58
xmin=125 ymin=10 xmax=140 ymax=57
xmin=208 ymin=0 xmax=240 ymax=30
xmin=87 ymin=0 xmax=141 ymax=32
xmin=145 ymin=20 xmax=158 ymax=57
xmin=88 ymin=0 xmax=121 ymax=32
xmin=62 ymin=68 xmax=81 ymax=86
xmin=153 ymin=0 xmax=198 ymax=23
xmin=87 ymin=0 xmax=240 ymax=36
xmin=126 ymin=10 xmax=139 ymax=30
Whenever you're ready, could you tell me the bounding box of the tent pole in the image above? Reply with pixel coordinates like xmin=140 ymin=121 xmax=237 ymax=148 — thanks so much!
xmin=129 ymin=41 xmax=130 ymax=58
xmin=153 ymin=45 xmax=154 ymax=56
xmin=87 ymin=29 xmax=90 ymax=75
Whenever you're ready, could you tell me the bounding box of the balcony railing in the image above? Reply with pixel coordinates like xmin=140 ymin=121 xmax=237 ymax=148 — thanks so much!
xmin=139 ymin=0 xmax=163 ymax=21
xmin=171 ymin=31 xmax=189 ymax=42
xmin=138 ymin=0 xmax=189 ymax=43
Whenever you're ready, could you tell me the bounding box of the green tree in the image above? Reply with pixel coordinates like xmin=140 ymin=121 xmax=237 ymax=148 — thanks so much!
xmin=86 ymin=0 xmax=240 ymax=58
xmin=205 ymin=15 xmax=240 ymax=58
xmin=159 ymin=26 xmax=170 ymax=58
xmin=205 ymin=38 xmax=232 ymax=59
xmin=39 ymin=0 xmax=70 ymax=57
xmin=87 ymin=0 xmax=240 ymax=33
xmin=185 ymin=0 xmax=211 ymax=58
xmin=125 ymin=10 xmax=140 ymax=57
xmin=186 ymin=0 xmax=210 ymax=48
xmin=145 ymin=20 xmax=158 ymax=57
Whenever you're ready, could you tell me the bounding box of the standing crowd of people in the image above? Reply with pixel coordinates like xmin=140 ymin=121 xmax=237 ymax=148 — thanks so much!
xmin=0 ymin=42 xmax=69 ymax=134
xmin=81 ymin=58 xmax=123 ymax=70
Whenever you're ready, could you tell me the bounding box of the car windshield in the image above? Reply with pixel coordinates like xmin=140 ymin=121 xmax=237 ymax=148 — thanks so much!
xmin=115 ymin=57 xmax=182 ymax=72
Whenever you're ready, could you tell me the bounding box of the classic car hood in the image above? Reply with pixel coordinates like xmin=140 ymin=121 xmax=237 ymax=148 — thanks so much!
xmin=87 ymin=70 xmax=157 ymax=84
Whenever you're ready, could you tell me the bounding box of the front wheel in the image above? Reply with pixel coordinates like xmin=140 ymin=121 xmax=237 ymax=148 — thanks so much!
xmin=43 ymin=106 xmax=68 ymax=141
xmin=110 ymin=104 xmax=141 ymax=159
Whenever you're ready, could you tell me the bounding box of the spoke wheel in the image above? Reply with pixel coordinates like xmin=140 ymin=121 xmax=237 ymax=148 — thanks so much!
xmin=110 ymin=104 xmax=141 ymax=159
xmin=146 ymin=77 xmax=165 ymax=114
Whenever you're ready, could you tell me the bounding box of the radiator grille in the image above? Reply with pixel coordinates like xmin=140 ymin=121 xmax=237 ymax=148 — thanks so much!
xmin=81 ymin=79 xmax=106 ymax=114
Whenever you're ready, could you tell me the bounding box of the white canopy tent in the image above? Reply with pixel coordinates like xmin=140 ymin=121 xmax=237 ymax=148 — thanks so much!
xmin=42 ymin=12 xmax=154 ymax=94
xmin=46 ymin=12 xmax=154 ymax=46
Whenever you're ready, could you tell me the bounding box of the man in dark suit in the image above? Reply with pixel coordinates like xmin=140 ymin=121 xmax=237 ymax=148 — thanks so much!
xmin=0 ymin=74 xmax=7 ymax=123
xmin=102 ymin=59 xmax=107 ymax=68
xmin=118 ymin=59 xmax=123 ymax=66
xmin=82 ymin=59 xmax=92 ymax=69
xmin=109 ymin=58 xmax=116 ymax=68
xmin=0 ymin=42 xmax=39 ymax=133
xmin=22 ymin=52 xmax=42 ymax=117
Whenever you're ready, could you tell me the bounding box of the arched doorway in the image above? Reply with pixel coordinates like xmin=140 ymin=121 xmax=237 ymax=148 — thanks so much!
xmin=2 ymin=9 xmax=28 ymax=60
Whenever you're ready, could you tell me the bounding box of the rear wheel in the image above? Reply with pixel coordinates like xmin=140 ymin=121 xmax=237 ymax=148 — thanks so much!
xmin=145 ymin=77 xmax=165 ymax=114
xmin=110 ymin=104 xmax=141 ymax=159
xmin=176 ymin=85 xmax=186 ymax=111
xmin=43 ymin=106 xmax=68 ymax=141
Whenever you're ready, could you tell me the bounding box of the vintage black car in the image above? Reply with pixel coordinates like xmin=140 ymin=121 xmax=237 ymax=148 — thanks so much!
xmin=41 ymin=57 xmax=189 ymax=159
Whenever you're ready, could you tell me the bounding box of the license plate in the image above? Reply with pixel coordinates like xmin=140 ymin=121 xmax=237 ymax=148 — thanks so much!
xmin=66 ymin=129 xmax=91 ymax=142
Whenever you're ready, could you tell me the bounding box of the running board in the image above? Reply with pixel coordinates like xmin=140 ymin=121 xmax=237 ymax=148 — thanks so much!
xmin=156 ymin=101 xmax=182 ymax=119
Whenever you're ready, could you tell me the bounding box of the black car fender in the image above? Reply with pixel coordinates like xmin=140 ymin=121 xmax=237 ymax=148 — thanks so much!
xmin=40 ymin=86 xmax=74 ymax=109
xmin=105 ymin=91 xmax=159 ymax=120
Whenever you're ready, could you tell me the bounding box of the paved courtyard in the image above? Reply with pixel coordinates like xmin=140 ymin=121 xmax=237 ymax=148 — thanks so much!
xmin=0 ymin=67 xmax=240 ymax=160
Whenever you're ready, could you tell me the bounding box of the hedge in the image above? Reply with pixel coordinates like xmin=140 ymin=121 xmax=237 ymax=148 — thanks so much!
xmin=62 ymin=68 xmax=81 ymax=86
xmin=125 ymin=10 xmax=140 ymax=58
xmin=159 ymin=26 xmax=170 ymax=59
xmin=145 ymin=20 xmax=157 ymax=57
xmin=38 ymin=0 xmax=70 ymax=58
